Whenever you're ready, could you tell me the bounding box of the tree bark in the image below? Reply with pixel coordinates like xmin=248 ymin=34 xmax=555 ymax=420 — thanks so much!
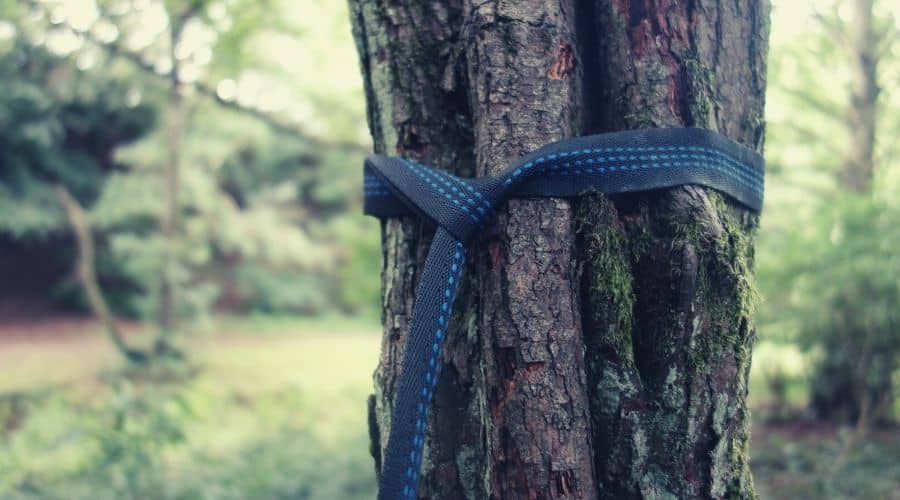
xmin=581 ymin=2 xmax=767 ymax=497
xmin=350 ymin=0 xmax=769 ymax=498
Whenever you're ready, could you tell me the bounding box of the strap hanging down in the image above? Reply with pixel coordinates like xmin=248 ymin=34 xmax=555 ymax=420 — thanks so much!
xmin=362 ymin=127 xmax=765 ymax=500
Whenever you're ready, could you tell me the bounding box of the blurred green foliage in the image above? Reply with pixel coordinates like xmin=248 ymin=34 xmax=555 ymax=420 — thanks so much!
xmin=757 ymin=0 xmax=900 ymax=423
xmin=796 ymin=199 xmax=899 ymax=421
xmin=0 ymin=42 xmax=156 ymax=237
xmin=0 ymin=0 xmax=380 ymax=319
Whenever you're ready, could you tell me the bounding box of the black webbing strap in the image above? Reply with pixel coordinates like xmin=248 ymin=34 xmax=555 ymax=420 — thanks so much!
xmin=362 ymin=127 xmax=765 ymax=500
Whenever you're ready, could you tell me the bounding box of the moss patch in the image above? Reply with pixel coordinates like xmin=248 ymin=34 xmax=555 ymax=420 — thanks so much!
xmin=575 ymin=193 xmax=636 ymax=365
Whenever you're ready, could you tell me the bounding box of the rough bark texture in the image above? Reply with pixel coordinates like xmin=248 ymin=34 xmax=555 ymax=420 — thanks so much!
xmin=349 ymin=0 xmax=769 ymax=498
xmin=349 ymin=3 xmax=480 ymax=497
xmin=463 ymin=3 xmax=598 ymax=498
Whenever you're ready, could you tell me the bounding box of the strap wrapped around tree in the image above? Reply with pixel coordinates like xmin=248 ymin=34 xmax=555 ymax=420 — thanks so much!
xmin=362 ymin=128 xmax=764 ymax=499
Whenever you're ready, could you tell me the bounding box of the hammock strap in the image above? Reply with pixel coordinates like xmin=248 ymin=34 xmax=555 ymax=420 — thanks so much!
xmin=362 ymin=127 xmax=765 ymax=500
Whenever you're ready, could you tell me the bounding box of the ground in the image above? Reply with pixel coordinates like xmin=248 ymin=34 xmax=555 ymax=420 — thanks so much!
xmin=0 ymin=318 xmax=898 ymax=499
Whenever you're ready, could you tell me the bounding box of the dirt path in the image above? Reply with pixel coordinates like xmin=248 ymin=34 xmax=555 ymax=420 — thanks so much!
xmin=0 ymin=318 xmax=136 ymax=393
xmin=0 ymin=316 xmax=381 ymax=394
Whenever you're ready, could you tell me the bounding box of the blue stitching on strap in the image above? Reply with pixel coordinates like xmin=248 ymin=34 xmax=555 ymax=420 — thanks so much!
xmin=401 ymin=241 xmax=465 ymax=499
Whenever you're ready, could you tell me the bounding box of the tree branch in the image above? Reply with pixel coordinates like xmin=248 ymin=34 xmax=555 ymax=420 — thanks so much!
xmin=813 ymin=10 xmax=852 ymax=48
xmin=23 ymin=0 xmax=368 ymax=153
xmin=54 ymin=185 xmax=149 ymax=364
xmin=779 ymin=85 xmax=845 ymax=123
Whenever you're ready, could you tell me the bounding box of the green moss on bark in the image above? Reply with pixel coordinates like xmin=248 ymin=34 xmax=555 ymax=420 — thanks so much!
xmin=576 ymin=193 xmax=636 ymax=364
xmin=684 ymin=55 xmax=715 ymax=127
xmin=575 ymin=185 xmax=760 ymax=498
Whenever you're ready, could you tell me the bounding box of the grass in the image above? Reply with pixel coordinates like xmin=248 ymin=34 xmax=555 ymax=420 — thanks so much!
xmin=0 ymin=316 xmax=381 ymax=500
xmin=1 ymin=319 xmax=898 ymax=499
xmin=752 ymin=423 xmax=900 ymax=500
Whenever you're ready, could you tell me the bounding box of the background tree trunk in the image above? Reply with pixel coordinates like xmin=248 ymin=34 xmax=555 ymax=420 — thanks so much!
xmin=350 ymin=0 xmax=769 ymax=497
xmin=155 ymin=7 xmax=197 ymax=358
xmin=842 ymin=0 xmax=878 ymax=194
xmin=810 ymin=0 xmax=891 ymax=425
xmin=55 ymin=186 xmax=149 ymax=364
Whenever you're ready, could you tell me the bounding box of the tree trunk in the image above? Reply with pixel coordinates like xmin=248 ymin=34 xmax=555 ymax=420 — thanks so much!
xmin=842 ymin=0 xmax=878 ymax=194
xmin=155 ymin=9 xmax=193 ymax=358
xmin=158 ymin=88 xmax=182 ymax=345
xmin=350 ymin=1 xmax=769 ymax=498
xmin=55 ymin=186 xmax=149 ymax=364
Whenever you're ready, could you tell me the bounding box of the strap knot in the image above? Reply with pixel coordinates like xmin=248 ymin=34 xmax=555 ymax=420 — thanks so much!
xmin=364 ymin=157 xmax=504 ymax=242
